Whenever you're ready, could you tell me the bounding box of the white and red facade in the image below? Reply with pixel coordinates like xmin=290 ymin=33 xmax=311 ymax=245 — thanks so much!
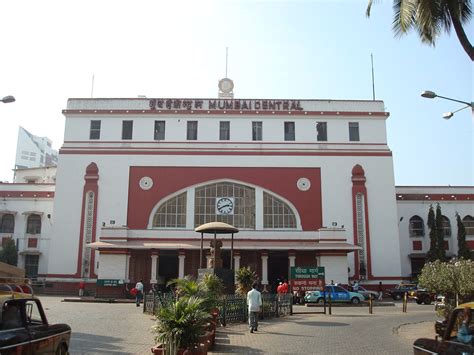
xmin=1 ymin=95 xmax=472 ymax=295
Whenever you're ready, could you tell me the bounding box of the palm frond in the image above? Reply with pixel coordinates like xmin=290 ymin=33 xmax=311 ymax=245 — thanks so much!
xmin=393 ymin=0 xmax=417 ymax=36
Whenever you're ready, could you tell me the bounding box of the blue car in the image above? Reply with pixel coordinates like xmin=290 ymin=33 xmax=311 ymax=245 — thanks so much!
xmin=304 ymin=285 xmax=365 ymax=304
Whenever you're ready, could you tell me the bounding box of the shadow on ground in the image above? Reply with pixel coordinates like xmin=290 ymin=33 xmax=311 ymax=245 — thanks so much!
xmin=294 ymin=320 xmax=350 ymax=327
xmin=211 ymin=344 xmax=265 ymax=354
xmin=70 ymin=332 xmax=132 ymax=354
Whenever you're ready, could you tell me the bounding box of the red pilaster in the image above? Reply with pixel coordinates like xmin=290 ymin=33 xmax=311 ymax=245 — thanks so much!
xmin=351 ymin=164 xmax=373 ymax=280
xmin=77 ymin=162 xmax=99 ymax=278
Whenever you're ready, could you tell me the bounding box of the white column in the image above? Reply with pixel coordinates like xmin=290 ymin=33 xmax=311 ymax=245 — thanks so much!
xmin=125 ymin=254 xmax=131 ymax=282
xmin=255 ymin=187 xmax=264 ymax=230
xmin=261 ymin=254 xmax=269 ymax=290
xmin=234 ymin=255 xmax=241 ymax=284
xmin=289 ymin=255 xmax=296 ymax=267
xmin=206 ymin=255 xmax=211 ymax=268
xmin=150 ymin=254 xmax=158 ymax=284
xmin=178 ymin=253 xmax=186 ymax=279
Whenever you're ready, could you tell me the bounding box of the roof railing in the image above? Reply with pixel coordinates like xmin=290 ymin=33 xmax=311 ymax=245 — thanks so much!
xmin=0 ymin=277 xmax=35 ymax=299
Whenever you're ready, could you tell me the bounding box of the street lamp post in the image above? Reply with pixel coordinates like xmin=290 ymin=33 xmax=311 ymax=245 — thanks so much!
xmin=421 ymin=90 xmax=473 ymax=120
xmin=1 ymin=95 xmax=15 ymax=104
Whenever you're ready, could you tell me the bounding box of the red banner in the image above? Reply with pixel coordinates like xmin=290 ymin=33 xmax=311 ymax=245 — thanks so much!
xmin=291 ymin=279 xmax=324 ymax=292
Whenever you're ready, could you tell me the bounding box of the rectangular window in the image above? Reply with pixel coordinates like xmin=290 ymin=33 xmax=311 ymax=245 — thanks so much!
xmin=89 ymin=120 xmax=101 ymax=140
xmin=219 ymin=121 xmax=230 ymax=140
xmin=122 ymin=120 xmax=133 ymax=140
xmin=187 ymin=121 xmax=198 ymax=140
xmin=349 ymin=122 xmax=360 ymax=141
xmin=25 ymin=255 xmax=39 ymax=279
xmin=154 ymin=121 xmax=166 ymax=140
xmin=316 ymin=122 xmax=327 ymax=141
xmin=252 ymin=121 xmax=262 ymax=141
xmin=284 ymin=122 xmax=295 ymax=141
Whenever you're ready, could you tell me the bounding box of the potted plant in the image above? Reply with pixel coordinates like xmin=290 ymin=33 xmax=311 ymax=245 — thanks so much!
xmin=199 ymin=273 xmax=224 ymax=312
xmin=235 ymin=267 xmax=257 ymax=296
xmin=151 ymin=296 xmax=210 ymax=355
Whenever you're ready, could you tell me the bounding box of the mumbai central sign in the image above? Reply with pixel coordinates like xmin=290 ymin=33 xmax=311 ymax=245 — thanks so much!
xmin=149 ymin=98 xmax=304 ymax=111
xmin=290 ymin=266 xmax=325 ymax=292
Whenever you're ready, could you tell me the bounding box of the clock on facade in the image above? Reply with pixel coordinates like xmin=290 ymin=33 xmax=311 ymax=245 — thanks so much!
xmin=216 ymin=197 xmax=234 ymax=215
xmin=218 ymin=78 xmax=234 ymax=94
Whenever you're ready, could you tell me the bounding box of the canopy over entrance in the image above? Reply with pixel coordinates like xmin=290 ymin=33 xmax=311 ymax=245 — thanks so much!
xmin=195 ymin=222 xmax=239 ymax=270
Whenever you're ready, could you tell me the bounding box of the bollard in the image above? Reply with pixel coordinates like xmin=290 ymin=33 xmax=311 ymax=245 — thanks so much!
xmin=288 ymin=296 xmax=293 ymax=316
xmin=402 ymin=292 xmax=407 ymax=313
xmin=368 ymin=296 xmax=373 ymax=314
xmin=328 ymin=292 xmax=332 ymax=315
xmin=221 ymin=297 xmax=227 ymax=327
xmin=275 ymin=296 xmax=279 ymax=318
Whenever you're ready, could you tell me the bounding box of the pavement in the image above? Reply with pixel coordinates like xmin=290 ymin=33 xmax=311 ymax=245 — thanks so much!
xmin=209 ymin=304 xmax=436 ymax=355
xmin=40 ymin=296 xmax=437 ymax=354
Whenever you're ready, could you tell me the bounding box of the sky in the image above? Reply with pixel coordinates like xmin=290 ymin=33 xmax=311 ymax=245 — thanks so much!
xmin=0 ymin=0 xmax=472 ymax=185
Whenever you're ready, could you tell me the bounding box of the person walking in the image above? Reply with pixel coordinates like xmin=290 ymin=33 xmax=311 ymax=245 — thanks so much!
xmin=78 ymin=280 xmax=85 ymax=297
xmin=378 ymin=281 xmax=384 ymax=301
xmin=247 ymin=282 xmax=262 ymax=333
xmin=135 ymin=279 xmax=144 ymax=307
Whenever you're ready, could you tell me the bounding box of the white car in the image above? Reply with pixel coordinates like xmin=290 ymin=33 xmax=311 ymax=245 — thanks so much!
xmin=356 ymin=286 xmax=379 ymax=300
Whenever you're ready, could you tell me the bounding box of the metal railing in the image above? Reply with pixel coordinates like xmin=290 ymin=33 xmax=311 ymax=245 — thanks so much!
xmin=144 ymin=292 xmax=293 ymax=325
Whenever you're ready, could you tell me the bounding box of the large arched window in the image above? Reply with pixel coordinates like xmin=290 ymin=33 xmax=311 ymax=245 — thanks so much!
xmin=463 ymin=215 xmax=474 ymax=236
xmin=152 ymin=192 xmax=187 ymax=228
xmin=26 ymin=214 xmax=41 ymax=234
xmin=441 ymin=216 xmax=451 ymax=237
xmin=263 ymin=192 xmax=296 ymax=229
xmin=409 ymin=215 xmax=424 ymax=237
xmin=0 ymin=214 xmax=15 ymax=233
xmin=194 ymin=182 xmax=255 ymax=229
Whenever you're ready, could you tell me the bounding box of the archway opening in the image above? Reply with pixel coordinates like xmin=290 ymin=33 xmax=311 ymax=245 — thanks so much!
xmin=268 ymin=251 xmax=289 ymax=293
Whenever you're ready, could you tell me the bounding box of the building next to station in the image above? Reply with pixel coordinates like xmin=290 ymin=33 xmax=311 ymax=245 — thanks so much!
xmin=0 ymin=79 xmax=472 ymax=295
xmin=14 ymin=126 xmax=58 ymax=173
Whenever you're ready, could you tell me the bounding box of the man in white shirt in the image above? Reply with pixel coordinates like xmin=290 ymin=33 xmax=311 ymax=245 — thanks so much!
xmin=247 ymin=282 xmax=262 ymax=333
xmin=135 ymin=280 xmax=144 ymax=307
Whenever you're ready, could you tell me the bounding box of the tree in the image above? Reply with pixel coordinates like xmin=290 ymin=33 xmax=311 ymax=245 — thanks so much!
xmin=0 ymin=238 xmax=18 ymax=266
xmin=426 ymin=205 xmax=439 ymax=262
xmin=435 ymin=204 xmax=446 ymax=261
xmin=456 ymin=212 xmax=472 ymax=259
xmin=418 ymin=259 xmax=474 ymax=306
xmin=366 ymin=0 xmax=474 ymax=61
xmin=235 ymin=267 xmax=258 ymax=296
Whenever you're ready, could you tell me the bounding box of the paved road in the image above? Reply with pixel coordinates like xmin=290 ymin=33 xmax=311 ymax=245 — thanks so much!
xmin=40 ymin=296 xmax=437 ymax=354
xmin=210 ymin=304 xmax=436 ymax=355
xmin=40 ymin=296 xmax=156 ymax=354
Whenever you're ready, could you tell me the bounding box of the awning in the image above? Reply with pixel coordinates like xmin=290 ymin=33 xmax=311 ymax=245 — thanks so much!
xmin=19 ymin=250 xmax=42 ymax=256
xmin=87 ymin=239 xmax=360 ymax=252
xmin=408 ymin=253 xmax=426 ymax=259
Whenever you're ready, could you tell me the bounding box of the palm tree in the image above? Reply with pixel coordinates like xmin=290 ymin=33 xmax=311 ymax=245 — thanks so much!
xmin=152 ymin=296 xmax=210 ymax=355
xmin=235 ymin=267 xmax=258 ymax=296
xmin=367 ymin=0 xmax=473 ymax=61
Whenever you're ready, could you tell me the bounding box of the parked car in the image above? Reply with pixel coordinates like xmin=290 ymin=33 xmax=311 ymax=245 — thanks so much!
xmin=409 ymin=288 xmax=436 ymax=305
xmin=387 ymin=283 xmax=417 ymax=300
xmin=304 ymin=285 xmax=365 ymax=304
xmin=356 ymin=286 xmax=379 ymax=300
xmin=0 ymin=281 xmax=71 ymax=354
xmin=413 ymin=302 xmax=474 ymax=354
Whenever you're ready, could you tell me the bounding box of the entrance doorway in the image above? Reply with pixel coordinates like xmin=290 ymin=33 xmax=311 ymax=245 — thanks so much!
xmin=158 ymin=252 xmax=179 ymax=291
xmin=268 ymin=251 xmax=288 ymax=293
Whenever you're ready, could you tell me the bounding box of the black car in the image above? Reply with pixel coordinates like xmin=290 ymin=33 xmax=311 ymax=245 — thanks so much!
xmin=0 ymin=289 xmax=71 ymax=354
xmin=387 ymin=283 xmax=417 ymax=300
xmin=409 ymin=288 xmax=436 ymax=305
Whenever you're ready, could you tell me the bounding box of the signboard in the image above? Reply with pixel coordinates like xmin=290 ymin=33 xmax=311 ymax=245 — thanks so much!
xmin=290 ymin=266 xmax=325 ymax=292
xmin=149 ymin=98 xmax=304 ymax=112
xmin=97 ymin=279 xmax=124 ymax=287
